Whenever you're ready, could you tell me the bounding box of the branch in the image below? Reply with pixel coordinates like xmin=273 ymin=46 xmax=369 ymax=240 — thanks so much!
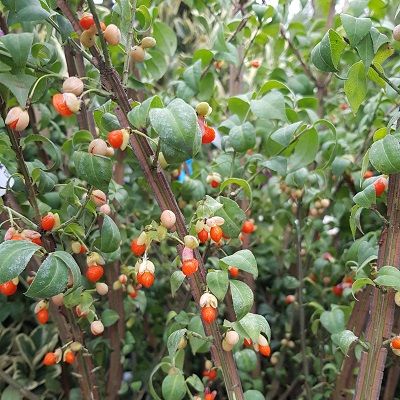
xmin=123 ymin=0 xmax=137 ymax=86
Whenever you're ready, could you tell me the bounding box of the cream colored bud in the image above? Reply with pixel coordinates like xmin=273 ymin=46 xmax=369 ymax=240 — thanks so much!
xmin=52 ymin=293 xmax=64 ymax=306
xmin=222 ymin=339 xmax=234 ymax=351
xmin=96 ymin=282 xmax=109 ymax=295
xmin=184 ymin=235 xmax=199 ymax=249
xmin=99 ymin=203 xmax=111 ymax=215
xmin=88 ymin=138 xmax=108 ymax=156
xmin=63 ymin=77 xmax=84 ymax=96
xmin=199 ymin=293 xmax=218 ymax=308
xmin=104 ymin=24 xmax=121 ymax=45
xmin=34 ymin=300 xmax=48 ymax=314
xmin=195 ymin=220 xmax=205 ymax=233
xmin=225 ymin=330 xmax=239 ymax=346
xmin=141 ymin=36 xmax=157 ymax=49
xmin=91 ymin=189 xmax=107 ymax=206
xmin=70 ymin=342 xmax=82 ymax=352
xmin=5 ymin=107 xmax=29 ymax=131
xmin=91 ymin=320 xmax=104 ymax=335
xmin=160 ymin=210 xmax=176 ymax=229
xmin=64 ymin=92 xmax=81 ymax=113
xmin=136 ymin=231 xmax=147 ymax=246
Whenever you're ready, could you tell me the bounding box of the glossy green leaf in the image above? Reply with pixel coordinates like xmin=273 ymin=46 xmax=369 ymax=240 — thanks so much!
xmin=53 ymin=251 xmax=81 ymax=289
xmin=353 ymin=183 xmax=376 ymax=208
xmin=227 ymin=313 xmax=271 ymax=342
xmin=214 ymin=196 xmax=246 ymax=238
xmin=228 ymin=96 xmax=250 ymax=120
xmin=196 ymin=195 xmax=223 ymax=219
xmin=331 ymin=329 xmax=358 ymax=355
xmin=188 ymin=316 xmax=209 ymax=354
xmin=352 ymin=278 xmax=375 ymax=297
xmin=369 ymin=135 xmax=400 ymax=174
xmin=25 ymin=253 xmax=69 ymax=298
xmin=244 ymin=390 xmax=265 ymax=400
xmin=263 ymin=156 xmax=287 ymax=175
xmin=220 ymin=178 xmax=252 ymax=207
xmin=344 ymin=61 xmax=367 ymax=113
xmin=186 ymin=374 xmax=204 ymax=392
xmin=290 ymin=127 xmax=319 ymax=169
xmin=228 ymin=122 xmax=256 ymax=152
xmin=349 ymin=204 xmax=364 ymax=238
xmin=3 ymin=0 xmax=49 ymax=25
xmin=136 ymin=5 xmax=152 ymax=33
xmin=167 ymin=329 xmax=187 ymax=357
xmin=149 ymin=99 xmax=201 ymax=164
xmin=341 ymin=14 xmax=372 ymax=47
xmin=127 ymin=95 xmax=163 ymax=129
xmin=356 ymin=33 xmax=374 ymax=69
xmin=0 ymin=73 xmax=36 ymax=107
xmin=374 ymin=266 xmax=400 ymax=290
xmin=370 ymin=27 xmax=389 ymax=53
xmin=221 ymin=250 xmax=258 ymax=279
xmin=320 ymin=308 xmax=345 ymax=335
xmin=0 ymin=33 xmax=33 ymax=68
xmin=206 ymin=270 xmax=229 ymax=301
xmin=235 ymin=349 xmax=258 ymax=372
xmin=22 ymin=135 xmax=61 ymax=172
xmin=311 ymin=29 xmax=346 ymax=72
xmin=99 ymin=215 xmax=121 ymax=253
xmin=230 ymin=280 xmax=254 ymax=320
xmin=270 ymin=121 xmax=305 ymax=147
xmin=73 ymin=151 xmax=112 ymax=192
xmin=143 ymin=49 xmax=168 ymax=80
xmin=0 ymin=240 xmax=40 ymax=284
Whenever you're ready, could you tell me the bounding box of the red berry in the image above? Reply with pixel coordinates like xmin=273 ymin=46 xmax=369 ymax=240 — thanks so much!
xmin=43 ymin=352 xmax=57 ymax=366
xmin=250 ymin=60 xmax=261 ymax=68
xmin=86 ymin=265 xmax=104 ymax=283
xmin=229 ymin=266 xmax=239 ymax=278
xmin=130 ymin=239 xmax=146 ymax=256
xmin=210 ymin=180 xmax=219 ymax=188
xmin=41 ymin=213 xmax=55 ymax=231
xmin=79 ymin=14 xmax=95 ymax=30
xmin=198 ymin=229 xmax=209 ymax=243
xmin=182 ymin=259 xmax=199 ymax=276
xmin=284 ymin=294 xmax=296 ymax=304
xmin=36 ymin=308 xmax=49 ymax=324
xmin=137 ymin=271 xmax=155 ymax=288
xmin=107 ymin=130 xmax=124 ymax=149
xmin=241 ymin=220 xmax=255 ymax=234
xmin=129 ymin=289 xmax=138 ymax=299
xmin=363 ymin=170 xmax=374 ymax=179
xmin=64 ymin=351 xmax=76 ymax=364
xmin=332 ymin=284 xmax=343 ymax=296
xmin=202 ymin=369 xmax=209 ymax=377
xmin=31 ymin=236 xmax=42 ymax=246
xmin=374 ymin=178 xmax=387 ymax=197
xmin=207 ymin=369 xmax=217 ymax=380
xmin=392 ymin=337 xmax=400 ymax=349
xmin=210 ymin=226 xmax=223 ymax=242
xmin=0 ymin=281 xmax=17 ymax=296
xmin=201 ymin=306 xmax=217 ymax=324
xmin=243 ymin=338 xmax=252 ymax=347
xmin=202 ymin=126 xmax=216 ymax=144
xmin=259 ymin=344 xmax=271 ymax=357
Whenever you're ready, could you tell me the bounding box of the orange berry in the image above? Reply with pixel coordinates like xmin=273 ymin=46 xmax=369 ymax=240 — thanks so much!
xmin=392 ymin=337 xmax=400 ymax=349
xmin=0 ymin=281 xmax=17 ymax=296
xmin=374 ymin=178 xmax=387 ymax=197
xmin=241 ymin=220 xmax=255 ymax=234
xmin=181 ymin=259 xmax=199 ymax=276
xmin=64 ymin=351 xmax=76 ymax=364
xmin=207 ymin=369 xmax=217 ymax=380
xmin=79 ymin=13 xmax=95 ymax=30
xmin=130 ymin=239 xmax=146 ymax=256
xmin=198 ymin=229 xmax=209 ymax=243
xmin=284 ymin=294 xmax=296 ymax=304
xmin=202 ymin=126 xmax=216 ymax=144
xmin=137 ymin=271 xmax=155 ymax=288
xmin=36 ymin=308 xmax=49 ymax=324
xmin=229 ymin=266 xmax=239 ymax=278
xmin=107 ymin=130 xmax=124 ymax=149
xmin=11 ymin=234 xmax=23 ymax=240
xmin=210 ymin=226 xmax=223 ymax=242
xmin=363 ymin=170 xmax=374 ymax=179
xmin=250 ymin=59 xmax=261 ymax=68
xmin=85 ymin=265 xmax=104 ymax=283
xmin=41 ymin=213 xmax=55 ymax=231
xmin=210 ymin=180 xmax=219 ymax=188
xmin=43 ymin=352 xmax=57 ymax=366
xmin=129 ymin=289 xmax=138 ymax=299
xmin=259 ymin=344 xmax=271 ymax=357
xmin=52 ymin=93 xmax=73 ymax=117
xmin=243 ymin=338 xmax=252 ymax=347
xmin=201 ymin=306 xmax=218 ymax=324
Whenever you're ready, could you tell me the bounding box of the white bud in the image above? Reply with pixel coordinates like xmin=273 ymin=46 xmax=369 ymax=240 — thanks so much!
xmin=199 ymin=293 xmax=218 ymax=308
xmin=88 ymin=138 xmax=108 ymax=156
xmin=34 ymin=300 xmax=48 ymax=314
xmin=136 ymin=231 xmax=147 ymax=246
xmin=225 ymin=330 xmax=239 ymax=346
xmin=258 ymin=334 xmax=268 ymax=346
xmin=99 ymin=203 xmax=111 ymax=215
xmin=51 ymin=293 xmax=64 ymax=306
xmin=96 ymin=282 xmax=109 ymax=296
xmin=160 ymin=210 xmax=176 ymax=229
xmin=91 ymin=320 xmax=104 ymax=335
xmin=64 ymin=92 xmax=81 ymax=113
xmin=184 ymin=235 xmax=199 ymax=249
xmin=91 ymin=189 xmax=107 ymax=206
xmin=63 ymin=77 xmax=84 ymax=96
xmin=222 ymin=339 xmax=234 ymax=352
xmin=195 ymin=220 xmax=205 ymax=233
xmin=5 ymin=107 xmax=29 ymax=131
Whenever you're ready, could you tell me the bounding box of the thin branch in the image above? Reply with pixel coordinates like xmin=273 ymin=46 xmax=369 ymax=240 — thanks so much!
xmin=123 ymin=0 xmax=137 ymax=86
xmin=371 ymin=64 xmax=400 ymax=95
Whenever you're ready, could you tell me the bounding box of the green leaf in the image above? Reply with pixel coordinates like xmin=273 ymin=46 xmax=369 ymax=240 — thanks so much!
xmin=230 ymin=280 xmax=254 ymax=320
xmin=99 ymin=215 xmax=121 ymax=253
xmin=206 ymin=270 xmax=229 ymax=301
xmin=0 ymin=33 xmax=33 ymax=68
xmin=0 ymin=73 xmax=36 ymax=107
xmin=352 ymin=278 xmax=375 ymax=297
xmin=220 ymin=178 xmax=252 ymax=207
xmin=25 ymin=253 xmax=69 ymax=298
xmin=73 ymin=151 xmax=112 ymax=192
xmin=369 ymin=135 xmax=400 ymax=174
xmin=374 ymin=266 xmax=400 ymax=290
xmin=263 ymin=156 xmax=287 ymax=175
xmin=344 ymin=61 xmax=367 ymax=113
xmin=196 ymin=195 xmax=223 ymax=219
xmin=170 ymin=270 xmax=185 ymax=297
xmin=356 ymin=33 xmax=374 ymax=69
xmin=311 ymin=29 xmax=346 ymax=72
xmin=1 ymin=386 xmax=23 ymax=400
xmin=0 ymin=240 xmax=40 ymax=284
xmin=3 ymin=0 xmax=49 ymax=25
xmin=143 ymin=49 xmax=168 ymax=80
xmin=228 ymin=122 xmax=256 ymax=152
xmin=341 ymin=14 xmax=372 ymax=47
xmin=228 ymin=313 xmax=271 ymax=342
xmin=127 ymin=95 xmax=163 ymax=129
xmin=153 ymin=21 xmax=177 ymax=57
xmin=186 ymin=374 xmax=204 ymax=392
xmin=101 ymin=309 xmax=120 ymax=327
xmin=183 ymin=60 xmax=202 ymax=91
xmin=331 ymin=330 xmax=358 ymax=355
xmin=250 ymin=91 xmax=287 ymax=121
xmin=228 ymin=96 xmax=250 ymax=120
xmin=370 ymin=27 xmax=389 ymax=53
xmin=270 ymin=121 xmax=305 ymax=147
xmin=162 ymin=371 xmax=186 ymax=400
xmin=349 ymin=204 xmax=364 ymax=238
xmin=167 ymin=329 xmax=187 ymax=358
xmin=244 ymin=390 xmax=265 ymax=400
xmin=22 ymin=134 xmax=61 ymax=171
xmin=234 ymin=349 xmax=258 ymax=372
xmin=320 ymin=308 xmax=345 ymax=335
xmin=136 ymin=5 xmax=152 ymax=33
xmin=149 ymin=99 xmax=201 ymax=164
xmin=53 ymin=251 xmax=81 ymax=289
xmin=214 ymin=196 xmax=246 ymax=238
xmin=221 ymin=250 xmax=258 ymax=279
xmin=188 ymin=316 xmax=209 ymax=354
xmin=353 ymin=183 xmax=376 ymax=208
xmin=289 ymin=127 xmax=319 ymax=169
xmin=72 ymin=130 xmax=93 ymax=149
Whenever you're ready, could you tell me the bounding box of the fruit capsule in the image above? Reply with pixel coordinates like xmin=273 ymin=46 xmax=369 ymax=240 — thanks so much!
xmin=5 ymin=107 xmax=29 ymax=131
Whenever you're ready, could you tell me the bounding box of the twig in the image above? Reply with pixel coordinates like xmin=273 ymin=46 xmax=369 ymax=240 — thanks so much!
xmin=371 ymin=64 xmax=400 ymax=95
xmin=123 ymin=0 xmax=137 ymax=86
